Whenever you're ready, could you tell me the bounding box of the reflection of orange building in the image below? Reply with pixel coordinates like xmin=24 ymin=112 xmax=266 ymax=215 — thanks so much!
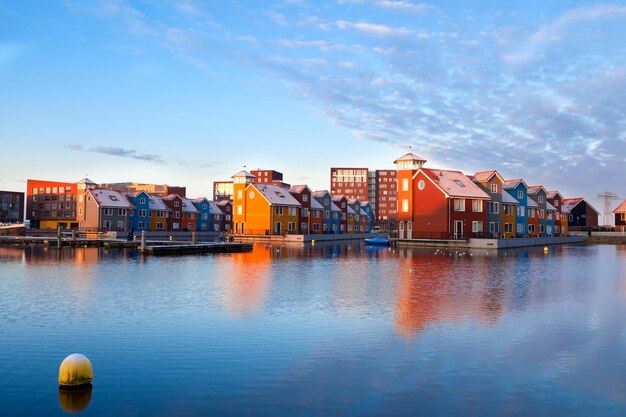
xmin=225 ymin=245 xmax=273 ymax=317
xmin=394 ymin=250 xmax=505 ymax=339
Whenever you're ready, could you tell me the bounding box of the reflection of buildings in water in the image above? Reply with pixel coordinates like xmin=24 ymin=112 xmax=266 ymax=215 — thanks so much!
xmin=224 ymin=246 xmax=273 ymax=317
xmin=394 ymin=249 xmax=506 ymax=339
xmin=0 ymin=247 xmax=25 ymax=263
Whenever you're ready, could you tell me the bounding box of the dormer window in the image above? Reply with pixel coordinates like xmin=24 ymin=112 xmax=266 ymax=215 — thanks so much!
xmin=174 ymin=201 xmax=179 ymax=207
xmin=490 ymin=184 xmax=497 ymax=193
xmin=109 ymin=195 xmax=118 ymax=201
xmin=454 ymin=180 xmax=466 ymax=188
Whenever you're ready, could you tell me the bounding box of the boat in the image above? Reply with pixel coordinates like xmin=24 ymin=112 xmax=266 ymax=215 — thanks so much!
xmin=364 ymin=237 xmax=391 ymax=246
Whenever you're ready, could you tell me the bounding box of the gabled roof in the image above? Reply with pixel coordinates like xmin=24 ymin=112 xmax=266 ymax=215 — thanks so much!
xmin=527 ymin=198 xmax=538 ymax=208
xmin=613 ymin=199 xmax=626 ymax=213
xmin=347 ymin=206 xmax=357 ymax=214
xmin=419 ymin=168 xmax=491 ymax=199
xmin=546 ymin=202 xmax=557 ymax=211
xmin=562 ymin=198 xmax=600 ymax=215
xmin=208 ymin=201 xmax=223 ymax=214
xmin=546 ymin=190 xmax=562 ymax=199
xmin=217 ymin=199 xmax=231 ymax=207
xmin=330 ymin=202 xmax=341 ymax=212
xmin=128 ymin=190 xmax=149 ymax=198
xmin=76 ymin=178 xmax=97 ymax=185
xmin=254 ymin=183 xmax=301 ymax=207
xmin=472 ymin=170 xmax=504 ymax=183
xmin=312 ymin=190 xmax=331 ymax=198
xmin=360 ymin=208 xmax=368 ymax=216
xmin=310 ymin=198 xmax=324 ymax=210
xmin=393 ymin=152 xmax=427 ymax=163
xmin=163 ymin=194 xmax=182 ymax=201
xmin=503 ymin=178 xmax=529 ymax=190
xmin=502 ymin=191 xmax=519 ymax=205
xmin=332 ymin=196 xmax=347 ymax=203
xmin=180 ymin=197 xmax=199 ymax=213
xmin=89 ymin=189 xmax=133 ymax=208
xmin=528 ymin=185 xmax=547 ymax=195
xmin=149 ymin=196 xmax=169 ymax=211
xmin=193 ymin=197 xmax=210 ymax=204
xmin=289 ymin=185 xmax=310 ymax=194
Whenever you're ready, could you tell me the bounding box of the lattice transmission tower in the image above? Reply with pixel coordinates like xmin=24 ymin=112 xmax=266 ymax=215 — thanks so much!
xmin=597 ymin=192 xmax=620 ymax=226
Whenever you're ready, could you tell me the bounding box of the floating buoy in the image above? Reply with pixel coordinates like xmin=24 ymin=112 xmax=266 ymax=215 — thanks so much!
xmin=58 ymin=354 xmax=93 ymax=388
xmin=311 ymin=240 xmax=315 ymax=244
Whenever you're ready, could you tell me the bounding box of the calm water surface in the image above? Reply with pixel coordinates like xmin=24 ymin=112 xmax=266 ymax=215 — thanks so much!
xmin=1 ymin=243 xmax=625 ymax=416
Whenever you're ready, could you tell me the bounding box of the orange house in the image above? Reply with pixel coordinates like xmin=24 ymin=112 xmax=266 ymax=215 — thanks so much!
xmin=231 ymin=171 xmax=301 ymax=235
xmin=310 ymin=198 xmax=324 ymax=234
xmin=526 ymin=199 xmax=539 ymax=237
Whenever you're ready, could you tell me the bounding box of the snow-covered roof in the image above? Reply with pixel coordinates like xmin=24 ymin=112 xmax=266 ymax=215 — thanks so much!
xmin=312 ymin=190 xmax=331 ymax=198
xmin=528 ymin=185 xmax=547 ymax=195
xmin=502 ymin=192 xmax=519 ymax=205
xmin=310 ymin=198 xmax=324 ymax=210
xmin=231 ymin=170 xmax=255 ymax=179
xmin=208 ymin=201 xmax=223 ymax=214
xmin=347 ymin=206 xmax=357 ymax=214
xmin=472 ymin=170 xmax=503 ymax=183
xmin=503 ymin=178 xmax=529 ymax=190
xmin=527 ymin=198 xmax=538 ymax=208
xmin=547 ymin=190 xmax=562 ymax=199
xmin=360 ymin=208 xmax=368 ymax=216
xmin=330 ymin=202 xmax=341 ymax=212
xmin=149 ymin=196 xmax=169 ymax=211
xmin=90 ymin=189 xmax=133 ymax=208
xmin=393 ymin=152 xmax=427 ymax=163
xmin=193 ymin=197 xmax=209 ymax=204
xmin=420 ymin=168 xmax=491 ymax=199
xmin=254 ymin=183 xmax=301 ymax=207
xmin=614 ymin=199 xmax=626 ymax=213
xmin=562 ymin=198 xmax=600 ymax=215
xmin=546 ymin=202 xmax=557 ymax=211
xmin=180 ymin=197 xmax=199 ymax=213
xmin=289 ymin=185 xmax=310 ymax=194
xmin=76 ymin=178 xmax=97 ymax=185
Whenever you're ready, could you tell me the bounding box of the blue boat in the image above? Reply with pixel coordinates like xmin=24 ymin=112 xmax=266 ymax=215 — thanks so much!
xmin=364 ymin=237 xmax=391 ymax=246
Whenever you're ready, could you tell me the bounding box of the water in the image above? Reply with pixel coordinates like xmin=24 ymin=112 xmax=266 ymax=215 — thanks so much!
xmin=1 ymin=243 xmax=625 ymax=416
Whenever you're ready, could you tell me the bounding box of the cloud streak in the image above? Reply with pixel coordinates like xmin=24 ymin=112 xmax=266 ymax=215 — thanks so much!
xmin=66 ymin=144 xmax=165 ymax=163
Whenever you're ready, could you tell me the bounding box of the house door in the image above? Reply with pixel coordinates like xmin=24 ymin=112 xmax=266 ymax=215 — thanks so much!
xmin=407 ymin=221 xmax=412 ymax=239
xmin=275 ymin=222 xmax=281 ymax=235
xmin=454 ymin=220 xmax=463 ymax=239
xmin=399 ymin=221 xmax=405 ymax=239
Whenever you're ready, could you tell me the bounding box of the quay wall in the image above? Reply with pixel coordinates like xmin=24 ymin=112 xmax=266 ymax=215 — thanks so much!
xmin=395 ymin=236 xmax=587 ymax=249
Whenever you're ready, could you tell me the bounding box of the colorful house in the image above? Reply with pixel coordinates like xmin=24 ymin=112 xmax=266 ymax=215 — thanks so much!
xmin=547 ymin=191 xmax=564 ymax=236
xmin=394 ymin=153 xmax=490 ymax=240
xmin=528 ymin=186 xmax=550 ymax=237
xmin=472 ymin=170 xmax=505 ymax=238
xmin=312 ymin=190 xmax=334 ymax=234
xmin=148 ymin=195 xmax=169 ymax=231
xmin=332 ymin=196 xmax=349 ymax=233
xmin=127 ymin=191 xmax=150 ymax=232
xmin=162 ymin=194 xmax=184 ymax=231
xmin=562 ymin=198 xmax=600 ymax=229
xmin=361 ymin=201 xmax=374 ymax=233
xmin=231 ymin=171 xmax=301 ymax=235
xmin=330 ymin=202 xmax=341 ymax=234
xmin=217 ymin=200 xmax=232 ymax=232
xmin=501 ymin=192 xmax=519 ymax=238
xmin=526 ymin=198 xmax=539 ymax=237
xmin=193 ymin=197 xmax=211 ymax=232
xmin=347 ymin=205 xmax=357 ymax=233
xmin=309 ymin=197 xmax=324 ymax=234
xmin=289 ymin=185 xmax=312 ymax=234
xmin=614 ymin=200 xmax=626 ymax=231
xmin=78 ymin=188 xmax=133 ymax=232
xmin=180 ymin=197 xmax=199 ymax=232
xmin=503 ymin=179 xmax=529 ymax=238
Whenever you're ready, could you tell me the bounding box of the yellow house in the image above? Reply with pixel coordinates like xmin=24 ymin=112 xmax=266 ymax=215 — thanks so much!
xmin=231 ymin=171 xmax=301 ymax=235
xmin=502 ymin=192 xmax=518 ymax=238
xmin=148 ymin=195 xmax=169 ymax=231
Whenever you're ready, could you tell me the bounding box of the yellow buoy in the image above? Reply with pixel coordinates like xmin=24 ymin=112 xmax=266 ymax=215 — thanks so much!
xmin=544 ymin=246 xmax=549 ymax=251
xmin=311 ymin=239 xmax=315 ymax=244
xmin=58 ymin=354 xmax=93 ymax=387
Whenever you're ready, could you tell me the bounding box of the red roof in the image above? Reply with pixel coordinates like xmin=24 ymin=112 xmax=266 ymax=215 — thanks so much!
xmin=614 ymin=199 xmax=626 ymax=213
xmin=472 ymin=170 xmax=503 ymax=182
xmin=420 ymin=168 xmax=491 ymax=199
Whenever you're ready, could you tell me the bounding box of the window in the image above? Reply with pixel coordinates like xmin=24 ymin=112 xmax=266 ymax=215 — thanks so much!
xmin=313 ymin=223 xmax=319 ymax=231
xmin=174 ymin=212 xmax=180 ymax=219
xmin=174 ymin=201 xmax=180 ymax=207
xmin=490 ymin=184 xmax=498 ymax=193
xmin=402 ymin=178 xmax=409 ymax=191
xmin=104 ymin=208 xmax=113 ymax=216
xmin=539 ymin=209 xmax=545 ymax=219
xmin=202 ymin=213 xmax=208 ymax=220
xmin=302 ymin=194 xmax=308 ymax=202
xmin=418 ymin=180 xmax=425 ymax=190
xmin=402 ymin=199 xmax=409 ymax=212
xmin=237 ymin=205 xmax=243 ymax=215
xmin=517 ymin=191 xmax=523 ymax=199
xmin=539 ymin=224 xmax=545 ymax=233
xmin=554 ymin=200 xmax=559 ymax=207
xmin=288 ymin=222 xmax=295 ymax=232
xmin=275 ymin=206 xmax=283 ymax=215
xmin=110 ymin=195 xmax=118 ymax=201
xmin=139 ymin=209 xmax=147 ymax=217
xmin=538 ymin=196 xmax=544 ymax=203
xmin=517 ymin=206 xmax=525 ymax=217
xmin=528 ymin=224 xmax=535 ymax=234
xmin=489 ymin=202 xmax=499 ymax=214
xmin=302 ymin=208 xmax=309 ymax=217
xmin=289 ymin=207 xmax=297 ymax=216
xmin=517 ymin=224 xmax=523 ymax=233
xmin=505 ymin=223 xmax=512 ymax=233
xmin=489 ymin=222 xmax=499 ymax=233
xmin=472 ymin=200 xmax=483 ymax=212
xmin=472 ymin=221 xmax=483 ymax=232
xmin=173 ymin=222 xmax=180 ymax=230
xmin=324 ymin=198 xmax=329 ymax=205
xmin=139 ymin=198 xmax=146 ymax=204
xmin=454 ymin=199 xmax=465 ymax=211
xmin=117 ymin=221 xmax=123 ymax=229
xmin=118 ymin=209 xmax=126 ymax=216
xmin=301 ymin=222 xmax=307 ymax=230
xmin=138 ymin=221 xmax=146 ymax=229
xmin=188 ymin=223 xmax=194 ymax=230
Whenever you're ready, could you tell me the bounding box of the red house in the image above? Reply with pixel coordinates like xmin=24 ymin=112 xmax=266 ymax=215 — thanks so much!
xmin=547 ymin=190 xmax=563 ymax=236
xmin=309 ymin=198 xmax=324 ymax=234
xmin=395 ymin=153 xmax=490 ymax=239
xmin=289 ymin=185 xmax=313 ymax=234
xmin=332 ymin=196 xmax=349 ymax=233
xmin=162 ymin=194 xmax=184 ymax=231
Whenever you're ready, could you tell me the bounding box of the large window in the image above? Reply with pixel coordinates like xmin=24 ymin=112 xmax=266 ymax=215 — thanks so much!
xmin=402 ymin=178 xmax=409 ymax=191
xmin=454 ymin=199 xmax=465 ymax=211
xmin=402 ymin=199 xmax=409 ymax=212
xmin=472 ymin=221 xmax=483 ymax=233
xmin=505 ymin=223 xmax=512 ymax=233
xmin=490 ymin=184 xmax=498 ymax=193
xmin=517 ymin=191 xmax=523 ymax=199
xmin=472 ymin=200 xmax=483 ymax=212
xmin=489 ymin=202 xmax=499 ymax=214
xmin=275 ymin=206 xmax=283 ymax=215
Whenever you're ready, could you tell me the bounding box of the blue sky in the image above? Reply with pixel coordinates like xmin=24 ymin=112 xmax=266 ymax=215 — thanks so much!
xmin=1 ymin=1 xmax=625 ymax=214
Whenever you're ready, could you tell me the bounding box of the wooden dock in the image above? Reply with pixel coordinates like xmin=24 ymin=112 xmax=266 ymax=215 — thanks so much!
xmin=141 ymin=242 xmax=253 ymax=255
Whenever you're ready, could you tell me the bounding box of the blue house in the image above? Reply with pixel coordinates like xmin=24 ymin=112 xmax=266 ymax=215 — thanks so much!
xmin=361 ymin=201 xmax=374 ymax=233
xmin=193 ymin=197 xmax=211 ymax=232
xmin=330 ymin=201 xmax=341 ymax=234
xmin=503 ymin=179 xmax=528 ymax=237
xmin=127 ymin=191 xmax=150 ymax=232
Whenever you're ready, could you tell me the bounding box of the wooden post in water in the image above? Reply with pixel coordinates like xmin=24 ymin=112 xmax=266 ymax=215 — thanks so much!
xmin=140 ymin=230 xmax=146 ymax=252
xmin=192 ymin=232 xmax=196 ymax=244
xmin=57 ymin=226 xmax=62 ymax=248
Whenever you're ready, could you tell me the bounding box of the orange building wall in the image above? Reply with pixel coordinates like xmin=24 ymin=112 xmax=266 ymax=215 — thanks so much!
xmin=410 ymin=171 xmax=449 ymax=236
xmin=502 ymin=205 xmax=517 ymax=238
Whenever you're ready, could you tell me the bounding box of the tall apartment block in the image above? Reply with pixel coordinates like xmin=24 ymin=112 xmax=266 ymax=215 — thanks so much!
xmin=331 ymin=167 xmax=397 ymax=229
xmin=0 ymin=191 xmax=24 ymax=223
xmin=100 ymin=182 xmax=186 ymax=198
xmin=330 ymin=168 xmax=369 ymax=201
xmin=250 ymin=169 xmax=290 ymax=188
xmin=26 ymin=179 xmax=79 ymax=229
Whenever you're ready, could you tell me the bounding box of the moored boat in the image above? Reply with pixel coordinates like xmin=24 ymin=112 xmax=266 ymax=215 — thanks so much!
xmin=364 ymin=237 xmax=391 ymax=246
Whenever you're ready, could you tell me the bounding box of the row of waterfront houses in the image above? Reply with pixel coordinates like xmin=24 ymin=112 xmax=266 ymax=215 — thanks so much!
xmin=394 ymin=153 xmax=600 ymax=239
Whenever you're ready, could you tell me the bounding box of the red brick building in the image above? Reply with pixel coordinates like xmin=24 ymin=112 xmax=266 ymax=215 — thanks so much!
xmin=26 ymin=179 xmax=81 ymax=229
xmin=330 ymin=168 xmax=368 ymax=201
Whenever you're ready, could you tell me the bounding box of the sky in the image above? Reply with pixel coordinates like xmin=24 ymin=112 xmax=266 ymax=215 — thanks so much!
xmin=1 ymin=0 xmax=625 ymax=218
